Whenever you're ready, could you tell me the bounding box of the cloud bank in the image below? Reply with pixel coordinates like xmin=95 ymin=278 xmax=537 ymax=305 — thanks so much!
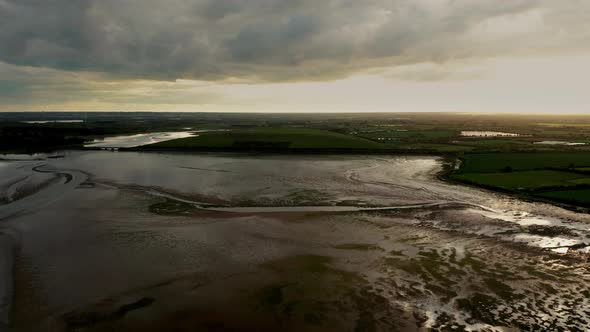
xmin=1 ymin=0 xmax=589 ymax=82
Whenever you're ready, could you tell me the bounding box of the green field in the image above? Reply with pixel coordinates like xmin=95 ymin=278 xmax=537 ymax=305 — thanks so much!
xmin=456 ymin=140 xmax=531 ymax=147
xmin=538 ymin=189 xmax=590 ymax=205
xmin=452 ymin=152 xmax=590 ymax=207
xmin=459 ymin=153 xmax=590 ymax=173
xmin=358 ymin=129 xmax=456 ymax=141
xmin=405 ymin=143 xmax=474 ymax=152
xmin=451 ymin=170 xmax=590 ymax=191
xmin=145 ymin=128 xmax=386 ymax=150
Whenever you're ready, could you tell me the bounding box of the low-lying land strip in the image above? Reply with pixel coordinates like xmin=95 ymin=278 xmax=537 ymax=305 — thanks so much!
xmin=137 ymin=128 xmax=386 ymax=152
xmin=450 ymin=152 xmax=590 ymax=207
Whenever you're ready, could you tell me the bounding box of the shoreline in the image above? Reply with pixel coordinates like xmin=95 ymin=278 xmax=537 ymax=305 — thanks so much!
xmin=4 ymin=147 xmax=589 ymax=212
xmin=121 ymin=146 xmax=454 ymax=155
xmin=436 ymin=157 xmax=590 ymax=214
xmin=102 ymin=147 xmax=590 ymax=213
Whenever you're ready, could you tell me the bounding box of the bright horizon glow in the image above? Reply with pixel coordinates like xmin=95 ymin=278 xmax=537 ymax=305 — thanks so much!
xmin=2 ymin=54 xmax=589 ymax=113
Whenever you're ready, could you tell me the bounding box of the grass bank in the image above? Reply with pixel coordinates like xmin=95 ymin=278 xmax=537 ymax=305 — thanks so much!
xmin=136 ymin=128 xmax=387 ymax=152
xmin=448 ymin=152 xmax=590 ymax=208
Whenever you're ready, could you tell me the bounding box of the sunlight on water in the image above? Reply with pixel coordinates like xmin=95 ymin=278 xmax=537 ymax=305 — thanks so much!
xmin=84 ymin=131 xmax=195 ymax=148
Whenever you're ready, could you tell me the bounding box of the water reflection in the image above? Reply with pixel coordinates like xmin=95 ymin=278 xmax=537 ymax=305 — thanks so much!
xmin=84 ymin=131 xmax=195 ymax=148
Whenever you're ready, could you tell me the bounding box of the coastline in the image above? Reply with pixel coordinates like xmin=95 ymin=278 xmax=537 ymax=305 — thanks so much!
xmin=4 ymin=146 xmax=590 ymax=212
xmin=115 ymin=147 xmax=590 ymax=212
xmin=122 ymin=145 xmax=452 ymax=155
xmin=437 ymin=156 xmax=590 ymax=214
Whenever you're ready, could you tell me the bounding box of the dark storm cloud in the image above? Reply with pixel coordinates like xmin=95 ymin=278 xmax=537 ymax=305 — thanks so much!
xmin=0 ymin=0 xmax=588 ymax=81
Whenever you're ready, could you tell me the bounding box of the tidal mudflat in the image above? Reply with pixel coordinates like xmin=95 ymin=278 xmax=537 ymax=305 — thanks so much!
xmin=0 ymin=151 xmax=589 ymax=331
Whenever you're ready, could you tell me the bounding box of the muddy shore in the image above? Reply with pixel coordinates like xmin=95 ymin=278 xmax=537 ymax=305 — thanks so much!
xmin=0 ymin=233 xmax=14 ymax=331
xmin=1 ymin=151 xmax=589 ymax=331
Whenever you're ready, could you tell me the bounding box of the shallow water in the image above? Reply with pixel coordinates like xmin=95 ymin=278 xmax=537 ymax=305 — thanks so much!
xmin=84 ymin=131 xmax=195 ymax=148
xmin=461 ymin=130 xmax=520 ymax=137
xmin=49 ymin=152 xmax=446 ymax=206
xmin=1 ymin=151 xmax=589 ymax=331
xmin=534 ymin=140 xmax=586 ymax=146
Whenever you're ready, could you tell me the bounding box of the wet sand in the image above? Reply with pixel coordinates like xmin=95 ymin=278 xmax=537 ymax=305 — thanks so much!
xmin=1 ymin=152 xmax=589 ymax=331
xmin=0 ymin=233 xmax=14 ymax=331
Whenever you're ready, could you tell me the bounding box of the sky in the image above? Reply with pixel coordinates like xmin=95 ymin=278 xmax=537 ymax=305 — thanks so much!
xmin=0 ymin=0 xmax=589 ymax=113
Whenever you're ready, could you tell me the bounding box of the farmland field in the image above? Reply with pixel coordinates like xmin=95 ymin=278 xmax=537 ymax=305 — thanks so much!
xmin=458 ymin=152 xmax=590 ymax=173
xmin=143 ymin=128 xmax=385 ymax=150
xmin=457 ymin=139 xmax=531 ymax=146
xmin=451 ymin=170 xmax=590 ymax=190
xmin=451 ymin=152 xmax=590 ymax=207
xmin=538 ymin=189 xmax=590 ymax=204
xmin=358 ymin=129 xmax=456 ymax=140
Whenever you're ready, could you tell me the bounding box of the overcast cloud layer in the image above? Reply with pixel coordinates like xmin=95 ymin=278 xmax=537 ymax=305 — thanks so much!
xmin=1 ymin=0 xmax=589 ymax=81
xmin=1 ymin=0 xmax=590 ymax=111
